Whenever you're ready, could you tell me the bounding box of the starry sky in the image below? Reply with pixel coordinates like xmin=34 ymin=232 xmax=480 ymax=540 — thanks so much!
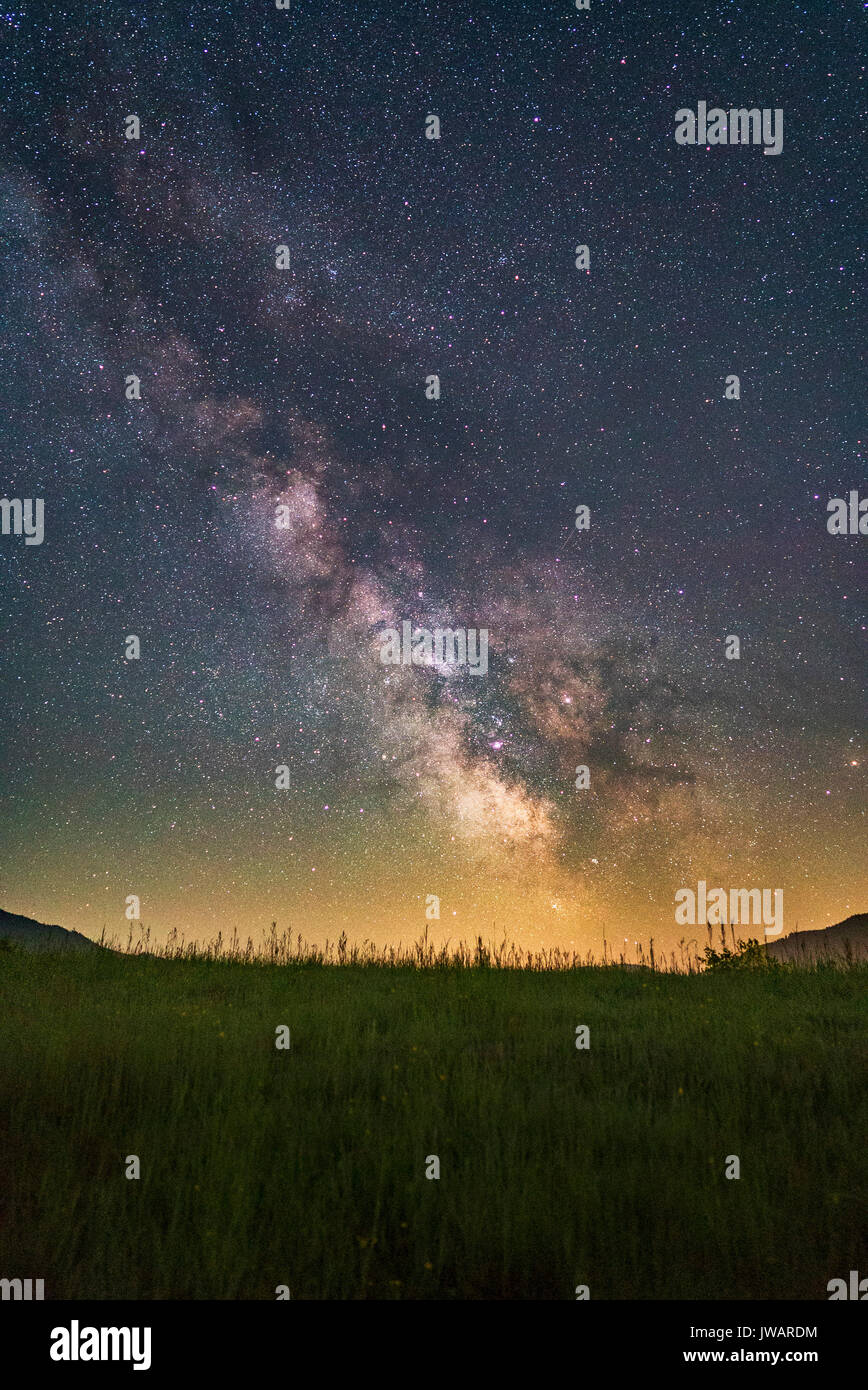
xmin=0 ymin=0 xmax=864 ymax=954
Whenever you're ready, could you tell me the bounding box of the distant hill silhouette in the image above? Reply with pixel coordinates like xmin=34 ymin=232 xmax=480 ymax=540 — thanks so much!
xmin=765 ymin=913 xmax=868 ymax=964
xmin=0 ymin=907 xmax=104 ymax=952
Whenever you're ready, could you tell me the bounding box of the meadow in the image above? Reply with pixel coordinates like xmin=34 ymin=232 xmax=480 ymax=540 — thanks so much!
xmin=0 ymin=933 xmax=864 ymax=1300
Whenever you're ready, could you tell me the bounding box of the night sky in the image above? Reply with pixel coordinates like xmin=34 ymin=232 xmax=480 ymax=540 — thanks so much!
xmin=0 ymin=0 xmax=864 ymax=953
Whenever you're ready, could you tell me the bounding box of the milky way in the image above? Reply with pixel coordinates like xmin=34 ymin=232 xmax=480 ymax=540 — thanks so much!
xmin=0 ymin=1 xmax=864 ymax=952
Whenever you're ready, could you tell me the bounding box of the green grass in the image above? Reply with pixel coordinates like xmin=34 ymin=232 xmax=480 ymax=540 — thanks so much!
xmin=0 ymin=946 xmax=864 ymax=1299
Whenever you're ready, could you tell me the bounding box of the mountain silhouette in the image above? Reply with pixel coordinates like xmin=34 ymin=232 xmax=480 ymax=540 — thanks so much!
xmin=0 ymin=907 xmax=104 ymax=952
xmin=765 ymin=913 xmax=868 ymax=964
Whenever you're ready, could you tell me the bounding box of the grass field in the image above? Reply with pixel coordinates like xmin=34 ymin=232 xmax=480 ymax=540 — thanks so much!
xmin=0 ymin=943 xmax=865 ymax=1300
